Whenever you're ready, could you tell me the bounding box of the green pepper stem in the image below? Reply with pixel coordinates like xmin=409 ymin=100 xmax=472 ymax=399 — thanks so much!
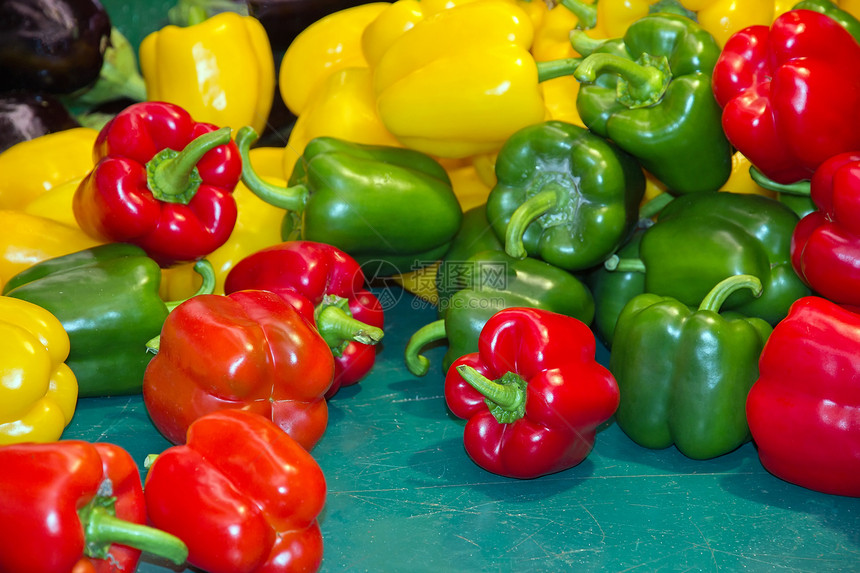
xmin=455 ymin=365 xmax=527 ymax=424
xmin=569 ymin=29 xmax=605 ymax=57
xmin=749 ymin=166 xmax=811 ymax=196
xmin=83 ymin=503 xmax=188 ymax=565
xmin=164 ymin=259 xmax=216 ymax=313
xmin=639 ymin=192 xmax=675 ymax=220
xmin=574 ymin=52 xmax=671 ymax=108
xmin=147 ymin=127 xmax=232 ymax=204
xmin=698 ymin=274 xmax=763 ymax=313
xmin=505 ymin=188 xmax=561 ymax=259
xmin=604 ymin=255 xmax=646 ymax=273
xmin=557 ymin=0 xmax=597 ymax=29
xmin=404 ymin=319 xmax=447 ymax=377
xmin=315 ymin=295 xmax=384 ymax=355
xmin=235 ymin=126 xmax=309 ymax=213
xmin=536 ymin=58 xmax=582 ymax=83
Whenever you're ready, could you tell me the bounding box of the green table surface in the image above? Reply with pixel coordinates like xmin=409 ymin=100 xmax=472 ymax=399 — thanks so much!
xmin=62 ymin=3 xmax=860 ymax=571
xmin=63 ymin=285 xmax=860 ymax=573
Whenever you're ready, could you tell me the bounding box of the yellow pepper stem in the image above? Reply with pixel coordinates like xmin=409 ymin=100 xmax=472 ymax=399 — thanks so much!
xmin=569 ymin=29 xmax=606 ymax=57
xmin=557 ymin=0 xmax=598 ymax=29
xmin=536 ymin=58 xmax=583 ymax=83
xmin=235 ymin=126 xmax=309 ymax=213
xmin=574 ymin=52 xmax=672 ymax=109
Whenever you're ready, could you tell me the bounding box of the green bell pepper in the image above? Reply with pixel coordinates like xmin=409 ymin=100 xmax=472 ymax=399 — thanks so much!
xmin=2 ymin=243 xmax=214 ymax=397
xmin=608 ymin=274 xmax=772 ymax=459
xmin=434 ymin=204 xmax=504 ymax=317
xmin=607 ymin=191 xmax=811 ymax=325
xmin=486 ymin=120 xmax=645 ymax=272
xmin=237 ymin=128 xmax=463 ymax=276
xmin=404 ymin=249 xmax=594 ymax=376
xmin=573 ymin=13 xmax=732 ymax=194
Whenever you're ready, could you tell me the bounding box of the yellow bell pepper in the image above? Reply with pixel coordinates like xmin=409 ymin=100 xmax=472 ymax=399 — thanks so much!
xmin=279 ymin=3 xmax=389 ymax=116
xmin=372 ymin=0 xmax=545 ymax=158
xmin=532 ymin=4 xmax=586 ymax=127
xmin=362 ymin=0 xmax=426 ymax=67
xmin=0 ymin=127 xmax=98 ymax=210
xmin=140 ymin=12 xmax=275 ymax=135
xmin=22 ymin=178 xmax=81 ymax=228
xmin=283 ymin=66 xmax=403 ymax=177
xmin=159 ymin=147 xmax=286 ymax=299
xmin=0 ymin=211 xmax=102 ymax=289
xmin=679 ymin=0 xmax=774 ymax=46
xmin=0 ymin=296 xmax=77 ymax=445
xmin=719 ymin=151 xmax=777 ymax=198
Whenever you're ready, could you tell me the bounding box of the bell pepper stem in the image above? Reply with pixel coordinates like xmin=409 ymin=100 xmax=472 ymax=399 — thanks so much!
xmin=147 ymin=127 xmax=232 ymax=204
xmin=80 ymin=485 xmax=188 ymax=565
xmin=604 ymin=255 xmax=646 ymax=273
xmin=639 ymin=192 xmax=675 ymax=220
xmin=536 ymin=58 xmax=582 ymax=83
xmin=749 ymin=166 xmax=811 ymax=196
xmin=557 ymin=0 xmax=597 ymax=29
xmin=505 ymin=188 xmax=560 ymax=259
xmin=569 ymin=29 xmax=605 ymax=57
xmin=699 ymin=274 xmax=763 ymax=313
xmin=315 ymin=295 xmax=384 ymax=355
xmin=455 ymin=365 xmax=527 ymax=424
xmin=404 ymin=319 xmax=448 ymax=377
xmin=575 ymin=52 xmax=671 ymax=108
xmin=164 ymin=259 xmax=217 ymax=313
xmin=235 ymin=126 xmax=309 ymax=213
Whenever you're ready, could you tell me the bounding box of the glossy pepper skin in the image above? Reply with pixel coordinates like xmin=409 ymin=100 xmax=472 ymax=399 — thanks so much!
xmin=140 ymin=11 xmax=275 ymax=135
xmin=2 ymin=243 xmax=212 ymax=397
xmin=609 ymin=275 xmax=772 ymax=459
xmin=73 ymin=101 xmax=242 ymax=267
xmin=143 ymin=290 xmax=334 ymax=451
xmin=793 ymin=0 xmax=860 ymax=42
xmin=371 ymin=0 xmax=546 ymax=159
xmin=712 ymin=9 xmax=860 ymax=185
xmin=0 ymin=296 xmax=77 ymax=444
xmin=0 ymin=441 xmax=188 ymax=573
xmin=790 ymin=152 xmax=860 ymax=307
xmin=445 ymin=307 xmax=619 ymax=479
xmin=405 ymin=249 xmax=594 ymax=376
xmin=609 ymin=192 xmax=811 ymax=326
xmin=144 ymin=409 xmax=327 ymax=573
xmin=747 ymin=296 xmax=860 ymax=497
xmin=239 ymin=129 xmax=463 ymax=276
xmin=487 ymin=120 xmax=645 ymax=271
xmin=574 ymin=13 xmax=732 ymax=194
xmin=225 ymin=241 xmax=385 ymax=398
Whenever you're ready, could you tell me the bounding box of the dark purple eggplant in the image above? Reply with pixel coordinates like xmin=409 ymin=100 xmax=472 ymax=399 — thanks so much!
xmin=0 ymin=92 xmax=81 ymax=152
xmin=0 ymin=0 xmax=112 ymax=94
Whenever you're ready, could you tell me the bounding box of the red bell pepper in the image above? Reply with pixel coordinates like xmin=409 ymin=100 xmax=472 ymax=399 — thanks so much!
xmin=144 ymin=409 xmax=326 ymax=573
xmin=746 ymin=296 xmax=860 ymax=497
xmin=0 ymin=441 xmax=188 ymax=573
xmin=712 ymin=10 xmax=860 ymax=185
xmin=73 ymin=101 xmax=242 ymax=267
xmin=143 ymin=289 xmax=334 ymax=451
xmin=224 ymin=240 xmax=385 ymax=398
xmin=444 ymin=307 xmax=620 ymax=479
xmin=790 ymin=151 xmax=860 ymax=308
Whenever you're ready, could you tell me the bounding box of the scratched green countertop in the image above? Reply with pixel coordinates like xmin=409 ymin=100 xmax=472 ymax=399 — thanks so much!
xmin=64 ymin=284 xmax=860 ymax=573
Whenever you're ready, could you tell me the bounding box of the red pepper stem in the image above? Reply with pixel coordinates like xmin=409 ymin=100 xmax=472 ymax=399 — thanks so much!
xmin=315 ymin=295 xmax=384 ymax=355
xmin=163 ymin=259 xmax=216 ymax=313
xmin=575 ymin=52 xmax=671 ymax=109
xmin=147 ymin=127 xmax=232 ymax=204
xmin=235 ymin=126 xmax=309 ymax=213
xmin=536 ymin=58 xmax=582 ymax=83
xmin=505 ymin=187 xmax=560 ymax=259
xmin=604 ymin=254 xmax=646 ymax=273
xmin=404 ymin=319 xmax=447 ymax=377
xmin=456 ymin=365 xmax=527 ymax=424
xmin=749 ymin=166 xmax=811 ymax=196
xmin=557 ymin=0 xmax=597 ymax=29
xmin=698 ymin=274 xmax=763 ymax=313
xmin=81 ymin=501 xmax=188 ymax=565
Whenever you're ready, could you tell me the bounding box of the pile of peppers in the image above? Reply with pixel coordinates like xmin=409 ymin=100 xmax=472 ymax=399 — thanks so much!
xmin=3 ymin=2 xmax=860 ymax=572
